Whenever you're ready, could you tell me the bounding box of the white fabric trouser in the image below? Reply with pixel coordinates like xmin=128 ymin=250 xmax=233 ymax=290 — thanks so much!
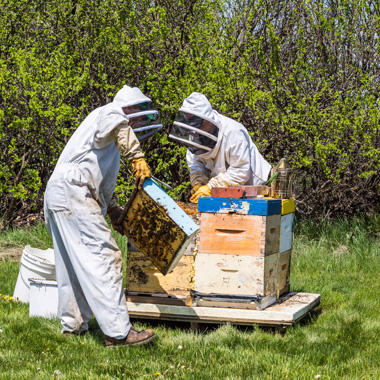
xmin=44 ymin=179 xmax=131 ymax=339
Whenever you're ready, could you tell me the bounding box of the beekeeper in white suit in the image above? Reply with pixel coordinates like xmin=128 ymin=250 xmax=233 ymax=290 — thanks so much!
xmin=44 ymin=86 xmax=162 ymax=346
xmin=169 ymin=92 xmax=272 ymax=203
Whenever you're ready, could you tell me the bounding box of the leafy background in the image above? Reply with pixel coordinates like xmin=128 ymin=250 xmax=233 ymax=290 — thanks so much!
xmin=1 ymin=0 xmax=379 ymax=228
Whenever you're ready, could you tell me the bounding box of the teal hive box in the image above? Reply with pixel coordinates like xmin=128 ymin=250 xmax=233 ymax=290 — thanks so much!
xmin=198 ymin=197 xmax=282 ymax=215
xmin=119 ymin=178 xmax=199 ymax=275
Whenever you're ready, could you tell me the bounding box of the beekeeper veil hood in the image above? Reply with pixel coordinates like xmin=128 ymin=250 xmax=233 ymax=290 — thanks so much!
xmin=113 ymin=85 xmax=163 ymax=142
xmin=169 ymin=92 xmax=220 ymax=156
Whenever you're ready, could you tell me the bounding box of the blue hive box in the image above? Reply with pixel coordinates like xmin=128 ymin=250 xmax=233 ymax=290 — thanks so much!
xmin=198 ymin=197 xmax=282 ymax=215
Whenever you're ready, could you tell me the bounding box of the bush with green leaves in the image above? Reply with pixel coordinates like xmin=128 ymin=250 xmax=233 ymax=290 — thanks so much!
xmin=0 ymin=0 xmax=379 ymax=229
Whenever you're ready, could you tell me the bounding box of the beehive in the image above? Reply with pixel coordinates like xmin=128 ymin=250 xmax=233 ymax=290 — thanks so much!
xmin=194 ymin=196 xmax=294 ymax=308
xmin=124 ymin=194 xmax=295 ymax=310
xmin=119 ymin=178 xmax=199 ymax=275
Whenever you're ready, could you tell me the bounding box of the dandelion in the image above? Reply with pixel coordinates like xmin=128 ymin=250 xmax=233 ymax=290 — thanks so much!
xmin=178 ymin=345 xmax=183 ymax=350
xmin=81 ymin=343 xmax=84 ymax=345
xmin=4 ymin=296 xmax=8 ymax=300
xmin=154 ymin=372 xmax=160 ymax=376
xmin=9 ymin=297 xmax=13 ymax=301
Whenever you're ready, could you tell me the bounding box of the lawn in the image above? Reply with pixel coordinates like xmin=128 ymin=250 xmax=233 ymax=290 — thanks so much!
xmin=0 ymin=216 xmax=380 ymax=379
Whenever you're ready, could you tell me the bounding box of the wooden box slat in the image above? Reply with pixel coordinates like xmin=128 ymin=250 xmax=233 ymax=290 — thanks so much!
xmin=280 ymin=213 xmax=295 ymax=253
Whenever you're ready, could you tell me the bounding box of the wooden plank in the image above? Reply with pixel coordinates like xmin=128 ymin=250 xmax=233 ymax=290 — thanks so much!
xmin=193 ymin=286 xmax=290 ymax=310
xmin=216 ymin=185 xmax=271 ymax=197
xmin=198 ymin=213 xmax=280 ymax=256
xmin=194 ymin=251 xmax=290 ymax=296
xmin=211 ymin=187 xmax=246 ymax=198
xmin=280 ymin=213 xmax=294 ymax=253
xmin=126 ymin=292 xmax=321 ymax=326
xmin=198 ymin=197 xmax=282 ymax=215
xmin=237 ymin=185 xmax=271 ymax=197
xmin=278 ymin=251 xmax=291 ymax=290
xmin=126 ymin=251 xmax=194 ymax=295
xmin=125 ymin=294 xmax=190 ymax=306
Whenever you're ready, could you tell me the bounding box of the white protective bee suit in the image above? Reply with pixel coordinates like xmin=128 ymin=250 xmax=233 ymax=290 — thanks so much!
xmin=44 ymin=86 xmax=161 ymax=338
xmin=169 ymin=92 xmax=272 ymax=189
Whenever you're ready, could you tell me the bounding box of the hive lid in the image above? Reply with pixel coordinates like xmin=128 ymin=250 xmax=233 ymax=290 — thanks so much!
xmin=198 ymin=197 xmax=282 ymax=215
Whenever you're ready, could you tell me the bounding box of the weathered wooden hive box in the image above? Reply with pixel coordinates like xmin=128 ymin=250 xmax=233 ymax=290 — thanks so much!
xmin=194 ymin=197 xmax=295 ymax=309
xmin=120 ymin=179 xmax=199 ymax=276
xmin=125 ymin=202 xmax=199 ymax=304
xmin=124 ymin=189 xmax=295 ymax=310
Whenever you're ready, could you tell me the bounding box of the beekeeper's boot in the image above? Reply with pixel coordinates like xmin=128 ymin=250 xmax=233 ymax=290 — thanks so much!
xmin=105 ymin=327 xmax=155 ymax=347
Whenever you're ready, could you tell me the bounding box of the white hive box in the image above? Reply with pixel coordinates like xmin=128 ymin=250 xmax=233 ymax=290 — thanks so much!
xmin=194 ymin=251 xmax=291 ymax=298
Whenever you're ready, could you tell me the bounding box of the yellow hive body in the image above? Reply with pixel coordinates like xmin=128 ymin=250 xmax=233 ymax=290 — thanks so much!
xmin=125 ymin=250 xmax=195 ymax=296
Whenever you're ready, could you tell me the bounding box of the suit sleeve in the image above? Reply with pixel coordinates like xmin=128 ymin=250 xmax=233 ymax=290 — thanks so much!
xmin=110 ymin=124 xmax=145 ymax=162
xmin=186 ymin=150 xmax=210 ymax=186
xmin=208 ymin=135 xmax=251 ymax=188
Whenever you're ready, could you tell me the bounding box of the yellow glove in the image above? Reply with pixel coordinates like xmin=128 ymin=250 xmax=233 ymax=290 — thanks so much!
xmin=131 ymin=157 xmax=151 ymax=189
xmin=107 ymin=206 xmax=124 ymax=235
xmin=189 ymin=184 xmax=211 ymax=204
xmin=190 ymin=183 xmax=203 ymax=196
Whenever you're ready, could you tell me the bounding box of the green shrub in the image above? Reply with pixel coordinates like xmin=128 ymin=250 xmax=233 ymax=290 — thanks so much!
xmin=0 ymin=0 xmax=379 ymax=228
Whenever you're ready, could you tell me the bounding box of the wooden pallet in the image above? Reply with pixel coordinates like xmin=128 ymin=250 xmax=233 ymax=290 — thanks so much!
xmin=126 ymin=292 xmax=320 ymax=327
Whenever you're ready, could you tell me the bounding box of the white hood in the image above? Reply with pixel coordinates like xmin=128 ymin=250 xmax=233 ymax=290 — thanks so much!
xmin=179 ymin=92 xmax=217 ymax=125
xmin=174 ymin=92 xmax=223 ymax=159
xmin=113 ymin=86 xmax=151 ymax=108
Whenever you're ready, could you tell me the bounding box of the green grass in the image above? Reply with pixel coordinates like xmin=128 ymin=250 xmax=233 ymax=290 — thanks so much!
xmin=1 ymin=216 xmax=380 ymax=379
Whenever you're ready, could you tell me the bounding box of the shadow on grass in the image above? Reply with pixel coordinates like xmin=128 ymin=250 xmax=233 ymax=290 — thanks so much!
xmin=298 ymin=305 xmax=323 ymax=327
